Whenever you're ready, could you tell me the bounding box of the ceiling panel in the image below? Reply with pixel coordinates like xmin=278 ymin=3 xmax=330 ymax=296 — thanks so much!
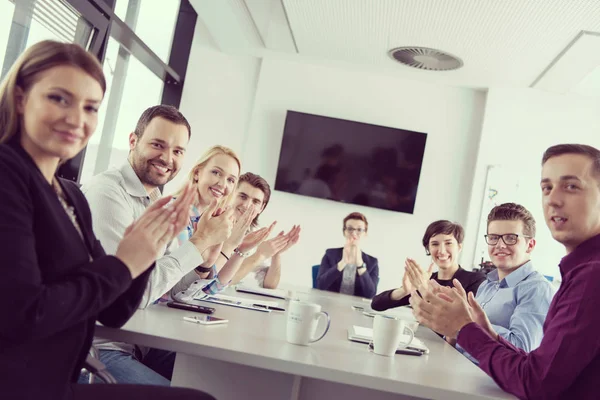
xmin=191 ymin=0 xmax=600 ymax=90
xmin=281 ymin=0 xmax=600 ymax=88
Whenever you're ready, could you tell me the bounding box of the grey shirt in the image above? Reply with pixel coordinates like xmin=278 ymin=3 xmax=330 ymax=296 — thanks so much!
xmin=340 ymin=264 xmax=357 ymax=295
xmin=82 ymin=161 xmax=204 ymax=355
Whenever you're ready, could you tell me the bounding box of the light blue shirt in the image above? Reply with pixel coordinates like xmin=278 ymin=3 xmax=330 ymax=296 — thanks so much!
xmin=458 ymin=261 xmax=556 ymax=363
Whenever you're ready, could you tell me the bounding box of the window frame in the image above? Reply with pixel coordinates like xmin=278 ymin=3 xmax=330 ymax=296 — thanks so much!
xmin=54 ymin=0 xmax=196 ymax=182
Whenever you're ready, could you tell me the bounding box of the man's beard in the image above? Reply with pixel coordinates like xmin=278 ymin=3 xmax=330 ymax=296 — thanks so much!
xmin=131 ymin=149 xmax=176 ymax=188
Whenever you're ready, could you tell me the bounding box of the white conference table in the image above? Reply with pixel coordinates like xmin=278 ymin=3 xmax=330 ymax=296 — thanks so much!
xmin=95 ymin=286 xmax=514 ymax=400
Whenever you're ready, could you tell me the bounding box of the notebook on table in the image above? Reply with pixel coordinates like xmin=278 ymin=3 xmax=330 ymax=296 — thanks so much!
xmin=347 ymin=325 xmax=430 ymax=354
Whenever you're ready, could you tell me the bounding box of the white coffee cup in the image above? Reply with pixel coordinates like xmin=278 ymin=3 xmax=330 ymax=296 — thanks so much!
xmin=370 ymin=314 xmax=414 ymax=356
xmin=286 ymin=301 xmax=330 ymax=346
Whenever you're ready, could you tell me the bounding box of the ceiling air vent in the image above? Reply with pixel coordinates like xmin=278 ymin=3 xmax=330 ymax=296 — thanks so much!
xmin=388 ymin=47 xmax=463 ymax=71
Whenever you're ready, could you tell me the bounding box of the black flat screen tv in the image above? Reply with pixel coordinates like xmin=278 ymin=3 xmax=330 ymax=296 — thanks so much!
xmin=274 ymin=111 xmax=428 ymax=214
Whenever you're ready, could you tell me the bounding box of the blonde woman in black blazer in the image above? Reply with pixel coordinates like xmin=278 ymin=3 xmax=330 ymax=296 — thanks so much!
xmin=0 ymin=41 xmax=213 ymax=400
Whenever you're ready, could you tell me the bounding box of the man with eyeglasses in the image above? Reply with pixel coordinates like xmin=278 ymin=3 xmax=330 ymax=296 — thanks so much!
xmin=317 ymin=212 xmax=379 ymax=298
xmin=409 ymin=144 xmax=600 ymax=399
xmin=450 ymin=203 xmax=555 ymax=364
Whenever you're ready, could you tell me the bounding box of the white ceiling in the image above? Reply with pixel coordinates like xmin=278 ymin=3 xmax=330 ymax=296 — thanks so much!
xmin=191 ymin=0 xmax=600 ymax=94
xmin=532 ymin=31 xmax=600 ymax=94
xmin=573 ymin=65 xmax=600 ymax=97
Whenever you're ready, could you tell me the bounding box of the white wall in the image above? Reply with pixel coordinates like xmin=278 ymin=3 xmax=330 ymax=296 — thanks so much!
xmin=241 ymin=57 xmax=487 ymax=290
xmin=463 ymin=88 xmax=600 ymax=279
xmin=175 ymin=28 xmax=600 ymax=291
xmin=165 ymin=20 xmax=262 ymax=193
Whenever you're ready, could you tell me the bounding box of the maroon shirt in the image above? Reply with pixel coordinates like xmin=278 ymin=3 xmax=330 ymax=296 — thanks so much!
xmin=458 ymin=234 xmax=600 ymax=399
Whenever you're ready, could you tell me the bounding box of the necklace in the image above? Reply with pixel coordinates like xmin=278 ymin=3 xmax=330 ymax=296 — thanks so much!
xmin=52 ymin=179 xmax=83 ymax=237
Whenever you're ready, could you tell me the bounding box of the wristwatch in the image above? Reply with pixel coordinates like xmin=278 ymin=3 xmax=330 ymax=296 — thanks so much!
xmin=357 ymin=263 xmax=367 ymax=270
xmin=232 ymin=247 xmax=248 ymax=258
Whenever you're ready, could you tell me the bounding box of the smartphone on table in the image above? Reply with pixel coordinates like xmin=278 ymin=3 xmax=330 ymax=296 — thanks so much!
xmin=183 ymin=315 xmax=229 ymax=325
xmin=167 ymin=301 xmax=215 ymax=314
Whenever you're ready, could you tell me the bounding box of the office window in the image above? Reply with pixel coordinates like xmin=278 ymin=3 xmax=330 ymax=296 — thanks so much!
xmin=113 ymin=0 xmax=180 ymax=62
xmin=0 ymin=0 xmax=194 ymax=182
xmin=26 ymin=0 xmax=91 ymax=46
xmin=0 ymin=0 xmax=93 ymax=80
xmin=80 ymin=36 xmax=163 ymax=184
xmin=0 ymin=2 xmax=15 ymax=67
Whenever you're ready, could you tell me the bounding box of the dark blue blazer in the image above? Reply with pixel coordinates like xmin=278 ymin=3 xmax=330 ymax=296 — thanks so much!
xmin=317 ymin=247 xmax=379 ymax=298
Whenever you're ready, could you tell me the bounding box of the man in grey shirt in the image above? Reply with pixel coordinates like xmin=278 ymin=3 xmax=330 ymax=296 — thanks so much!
xmin=81 ymin=105 xmax=229 ymax=386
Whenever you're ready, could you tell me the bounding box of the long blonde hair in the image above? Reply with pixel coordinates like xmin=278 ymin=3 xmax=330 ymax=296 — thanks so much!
xmin=177 ymin=145 xmax=242 ymax=208
xmin=0 ymin=40 xmax=106 ymax=144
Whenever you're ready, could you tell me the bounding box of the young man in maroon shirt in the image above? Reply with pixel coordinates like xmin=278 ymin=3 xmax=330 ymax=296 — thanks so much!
xmin=410 ymin=144 xmax=600 ymax=399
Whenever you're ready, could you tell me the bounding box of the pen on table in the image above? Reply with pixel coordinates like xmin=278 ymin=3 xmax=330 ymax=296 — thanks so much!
xmin=253 ymin=304 xmax=286 ymax=312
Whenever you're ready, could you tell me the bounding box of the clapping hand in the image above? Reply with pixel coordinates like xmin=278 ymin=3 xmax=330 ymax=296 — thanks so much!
xmin=411 ymin=279 xmax=497 ymax=340
xmin=192 ymin=198 xmax=235 ymax=248
xmin=256 ymin=229 xmax=289 ymax=259
xmin=404 ymin=258 xmax=434 ymax=292
xmin=116 ymin=183 xmax=196 ymax=278
xmin=274 ymin=225 xmax=301 ymax=257
xmin=238 ymin=221 xmax=277 ymax=254
xmin=224 ymin=206 xmax=258 ymax=251
xmin=352 ymin=244 xmax=364 ymax=266
xmin=343 ymin=237 xmax=363 ymax=266
xmin=450 ymin=279 xmax=497 ymax=340
xmin=409 ymin=280 xmax=474 ymax=339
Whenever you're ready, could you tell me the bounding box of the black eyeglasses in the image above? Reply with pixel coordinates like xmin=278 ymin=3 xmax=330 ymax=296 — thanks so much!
xmin=484 ymin=234 xmax=530 ymax=246
xmin=344 ymin=227 xmax=366 ymax=234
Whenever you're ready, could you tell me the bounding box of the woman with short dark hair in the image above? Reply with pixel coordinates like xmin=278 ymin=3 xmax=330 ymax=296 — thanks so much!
xmin=371 ymin=220 xmax=485 ymax=311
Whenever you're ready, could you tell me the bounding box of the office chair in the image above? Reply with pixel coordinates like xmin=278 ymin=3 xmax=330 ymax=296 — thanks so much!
xmin=82 ymin=346 xmax=117 ymax=384
xmin=312 ymin=265 xmax=320 ymax=288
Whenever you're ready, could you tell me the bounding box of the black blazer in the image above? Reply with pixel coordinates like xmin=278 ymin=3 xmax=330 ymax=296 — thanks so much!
xmin=0 ymin=140 xmax=153 ymax=399
xmin=317 ymin=247 xmax=379 ymax=298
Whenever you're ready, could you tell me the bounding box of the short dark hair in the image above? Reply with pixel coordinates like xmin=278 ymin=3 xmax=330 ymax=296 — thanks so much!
xmin=542 ymin=144 xmax=600 ymax=179
xmin=487 ymin=202 xmax=536 ymax=238
xmin=134 ymin=105 xmax=191 ymax=139
xmin=238 ymin=172 xmax=271 ymax=229
xmin=343 ymin=212 xmax=368 ymax=232
xmin=422 ymin=220 xmax=464 ymax=256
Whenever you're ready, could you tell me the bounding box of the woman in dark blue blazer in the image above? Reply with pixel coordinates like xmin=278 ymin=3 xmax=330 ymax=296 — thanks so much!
xmin=317 ymin=212 xmax=379 ymax=298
